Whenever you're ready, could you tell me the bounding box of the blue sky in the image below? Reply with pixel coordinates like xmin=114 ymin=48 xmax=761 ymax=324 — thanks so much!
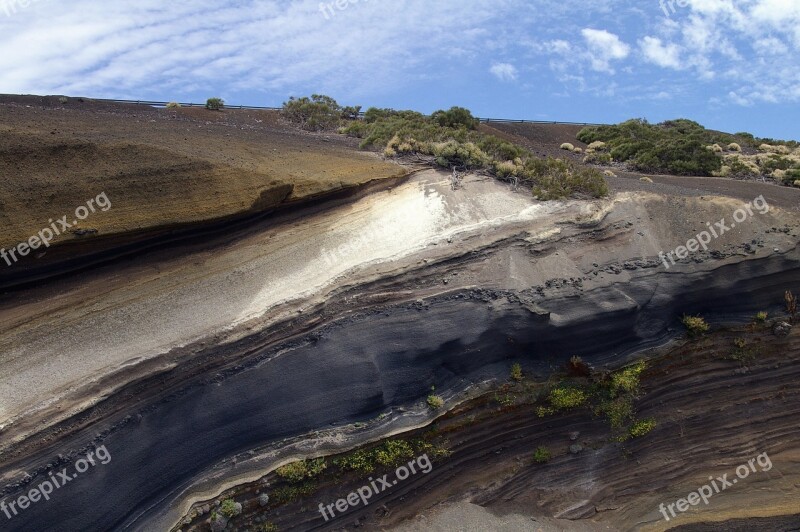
xmin=0 ymin=0 xmax=798 ymax=139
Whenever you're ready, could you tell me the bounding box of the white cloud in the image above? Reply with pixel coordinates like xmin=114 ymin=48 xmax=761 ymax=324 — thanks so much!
xmin=640 ymin=36 xmax=682 ymax=69
xmin=581 ymin=28 xmax=630 ymax=73
xmin=489 ymin=62 xmax=518 ymax=82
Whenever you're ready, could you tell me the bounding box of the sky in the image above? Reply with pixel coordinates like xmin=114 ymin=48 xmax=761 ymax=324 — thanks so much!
xmin=0 ymin=0 xmax=798 ymax=139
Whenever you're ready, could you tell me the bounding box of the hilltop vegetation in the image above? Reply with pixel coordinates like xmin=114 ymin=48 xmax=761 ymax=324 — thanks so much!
xmin=577 ymin=119 xmax=800 ymax=185
xmin=282 ymin=95 xmax=609 ymax=200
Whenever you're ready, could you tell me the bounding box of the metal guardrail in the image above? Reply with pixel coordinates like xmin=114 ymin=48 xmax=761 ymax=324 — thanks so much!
xmin=90 ymin=98 xmax=606 ymax=126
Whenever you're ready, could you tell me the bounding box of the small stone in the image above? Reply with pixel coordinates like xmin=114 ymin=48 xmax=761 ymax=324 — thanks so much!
xmin=259 ymin=494 xmax=270 ymax=507
xmin=568 ymin=431 xmax=580 ymax=441
xmin=773 ymin=321 xmax=792 ymax=337
xmin=569 ymin=444 xmax=584 ymax=454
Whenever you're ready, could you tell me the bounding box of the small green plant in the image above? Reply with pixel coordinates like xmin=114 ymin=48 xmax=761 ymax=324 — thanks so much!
xmin=682 ymin=314 xmax=710 ymax=337
xmin=629 ymin=418 xmax=657 ymax=438
xmin=219 ymin=498 xmax=239 ymax=518
xmin=510 ymin=363 xmax=523 ymax=382
xmin=262 ymin=523 xmax=279 ymax=532
xmin=532 ymin=446 xmax=551 ymax=463
xmin=548 ymin=386 xmax=587 ymax=410
xmin=754 ymin=311 xmax=768 ymax=323
xmin=610 ymin=360 xmax=646 ymax=398
xmin=165 ymin=101 xmax=181 ymax=109
xmin=494 ymin=393 xmax=515 ymax=407
xmin=427 ymin=394 xmax=444 ymax=409
xmin=205 ymin=97 xmax=224 ymax=110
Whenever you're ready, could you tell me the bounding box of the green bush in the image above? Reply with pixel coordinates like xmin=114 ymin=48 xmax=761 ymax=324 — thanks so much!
xmin=682 ymin=314 xmax=710 ymax=336
xmin=275 ymin=458 xmax=326 ymax=483
xmin=431 ymin=106 xmax=479 ymax=129
xmin=629 ymin=418 xmax=657 ymax=438
xmin=219 ymin=498 xmax=239 ymax=518
xmin=282 ymin=94 xmax=354 ymax=131
xmin=205 ymin=97 xmax=224 ymax=111
xmin=610 ymin=360 xmax=646 ymax=398
xmin=533 ymin=446 xmax=551 ymax=463
xmin=427 ymin=394 xmax=445 ymax=409
xmin=548 ymin=386 xmax=587 ymax=409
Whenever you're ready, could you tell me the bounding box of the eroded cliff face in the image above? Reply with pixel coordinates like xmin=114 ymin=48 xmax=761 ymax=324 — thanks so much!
xmin=0 ymin=168 xmax=798 ymax=531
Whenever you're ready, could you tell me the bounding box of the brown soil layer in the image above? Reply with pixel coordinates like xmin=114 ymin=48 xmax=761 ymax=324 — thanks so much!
xmin=0 ymin=95 xmax=404 ymax=273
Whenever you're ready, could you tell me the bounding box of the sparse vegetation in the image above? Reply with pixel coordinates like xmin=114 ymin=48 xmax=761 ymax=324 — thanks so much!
xmin=427 ymin=394 xmax=444 ymax=409
xmin=205 ymin=97 xmax=224 ymax=111
xmin=629 ymin=418 xmax=657 ymax=438
xmin=682 ymin=314 xmax=710 ymax=337
xmin=609 ymin=360 xmax=646 ymax=398
xmin=548 ymin=386 xmax=587 ymax=409
xmin=275 ymin=458 xmax=327 ymax=483
xmin=219 ymin=498 xmax=240 ymax=518
xmin=330 ymin=97 xmax=610 ymax=200
xmin=532 ymin=446 xmax=551 ymax=463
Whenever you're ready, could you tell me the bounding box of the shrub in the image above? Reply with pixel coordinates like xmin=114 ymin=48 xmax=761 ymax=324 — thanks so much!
xmin=707 ymin=144 xmax=724 ymax=154
xmin=629 ymin=418 xmax=657 ymax=438
xmin=374 ymin=440 xmax=415 ymax=467
xmin=219 ymin=499 xmax=240 ymax=518
xmin=598 ymin=396 xmax=634 ymax=429
xmin=588 ymin=141 xmax=607 ymax=151
xmin=205 ymin=97 xmax=224 ymax=111
xmin=532 ymin=446 xmax=551 ymax=463
xmin=603 ymin=170 xmax=617 ymax=178
xmin=728 ymin=142 xmax=742 ymax=152
xmin=431 ymin=106 xmax=479 ymax=130
xmin=383 ymin=146 xmax=397 ymax=158
xmin=682 ymin=314 xmax=710 ymax=336
xmin=640 ymin=176 xmax=653 ymax=183
xmin=548 ymin=386 xmax=587 ymax=409
xmin=583 ymin=151 xmax=612 ymax=165
xmin=510 ymin=363 xmax=523 ymax=382
xmin=573 ymin=147 xmax=583 ymax=154
xmin=795 ymin=180 xmax=800 ymax=188
xmin=560 ymin=142 xmax=575 ymax=151
xmin=58 ymin=96 xmax=68 ymax=104
xmin=276 ymin=458 xmax=326 ymax=483
xmin=427 ymin=395 xmax=444 ymax=409
xmin=494 ymin=160 xmax=519 ymax=178
xmin=282 ymin=94 xmax=348 ymax=131
xmin=335 ymin=100 xmax=609 ymax=199
xmin=165 ymin=102 xmax=181 ymax=109
xmin=754 ymin=311 xmax=768 ymax=323
xmin=610 ymin=360 xmax=646 ymax=398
